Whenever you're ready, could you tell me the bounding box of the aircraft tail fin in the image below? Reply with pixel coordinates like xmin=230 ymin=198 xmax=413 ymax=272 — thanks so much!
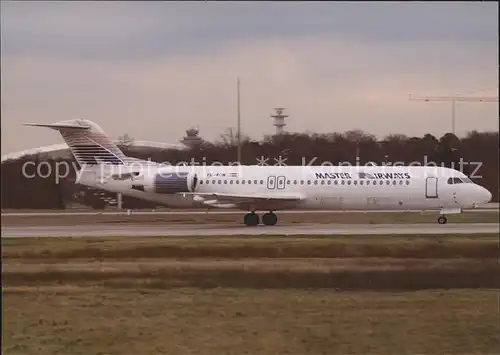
xmin=24 ymin=119 xmax=130 ymax=167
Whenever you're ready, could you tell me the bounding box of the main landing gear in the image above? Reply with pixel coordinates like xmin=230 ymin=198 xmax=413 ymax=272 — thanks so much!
xmin=437 ymin=215 xmax=447 ymax=224
xmin=243 ymin=211 xmax=278 ymax=226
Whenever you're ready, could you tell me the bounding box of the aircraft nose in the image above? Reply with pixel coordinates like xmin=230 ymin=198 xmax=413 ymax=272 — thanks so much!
xmin=476 ymin=186 xmax=492 ymax=206
xmin=483 ymin=188 xmax=492 ymax=203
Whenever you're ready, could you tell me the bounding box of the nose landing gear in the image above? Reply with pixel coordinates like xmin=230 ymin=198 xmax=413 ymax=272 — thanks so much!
xmin=437 ymin=215 xmax=447 ymax=224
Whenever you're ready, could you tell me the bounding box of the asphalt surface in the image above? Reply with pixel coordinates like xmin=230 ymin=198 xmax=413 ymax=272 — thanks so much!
xmin=2 ymin=208 xmax=498 ymax=217
xmin=2 ymin=222 xmax=498 ymax=238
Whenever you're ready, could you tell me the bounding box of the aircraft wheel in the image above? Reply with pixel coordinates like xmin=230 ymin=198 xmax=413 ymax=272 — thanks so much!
xmin=437 ymin=215 xmax=447 ymax=224
xmin=262 ymin=212 xmax=278 ymax=226
xmin=244 ymin=212 xmax=259 ymax=226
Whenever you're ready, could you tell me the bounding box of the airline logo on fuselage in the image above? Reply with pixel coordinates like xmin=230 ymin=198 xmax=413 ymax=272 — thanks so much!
xmin=315 ymin=172 xmax=352 ymax=179
xmin=315 ymin=172 xmax=411 ymax=180
xmin=358 ymin=172 xmax=410 ymax=179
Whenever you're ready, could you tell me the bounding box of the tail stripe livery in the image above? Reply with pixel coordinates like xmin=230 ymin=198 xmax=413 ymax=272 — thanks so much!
xmin=61 ymin=130 xmax=127 ymax=165
xmin=24 ymin=119 xmax=132 ymax=167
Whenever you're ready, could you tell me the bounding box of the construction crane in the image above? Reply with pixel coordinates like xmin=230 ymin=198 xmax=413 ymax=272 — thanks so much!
xmin=408 ymin=94 xmax=499 ymax=134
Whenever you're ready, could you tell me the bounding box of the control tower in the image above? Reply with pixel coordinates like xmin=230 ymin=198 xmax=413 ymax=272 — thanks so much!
xmin=180 ymin=127 xmax=202 ymax=147
xmin=270 ymin=108 xmax=288 ymax=135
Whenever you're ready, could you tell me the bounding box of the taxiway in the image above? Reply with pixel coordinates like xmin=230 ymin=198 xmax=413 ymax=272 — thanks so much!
xmin=1 ymin=223 xmax=498 ymax=238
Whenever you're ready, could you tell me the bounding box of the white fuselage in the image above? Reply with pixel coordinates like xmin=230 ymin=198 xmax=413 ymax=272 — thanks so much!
xmin=76 ymin=164 xmax=491 ymax=212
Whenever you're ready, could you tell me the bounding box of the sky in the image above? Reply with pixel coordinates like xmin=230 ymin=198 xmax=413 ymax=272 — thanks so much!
xmin=1 ymin=1 xmax=498 ymax=155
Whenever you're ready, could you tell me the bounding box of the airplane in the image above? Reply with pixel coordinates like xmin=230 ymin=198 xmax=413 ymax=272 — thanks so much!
xmin=24 ymin=119 xmax=492 ymax=226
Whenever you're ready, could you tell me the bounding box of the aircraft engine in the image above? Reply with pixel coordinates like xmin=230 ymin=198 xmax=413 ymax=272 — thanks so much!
xmin=144 ymin=171 xmax=198 ymax=194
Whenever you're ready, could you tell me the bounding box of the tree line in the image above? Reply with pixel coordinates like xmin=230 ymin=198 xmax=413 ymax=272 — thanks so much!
xmin=1 ymin=129 xmax=498 ymax=209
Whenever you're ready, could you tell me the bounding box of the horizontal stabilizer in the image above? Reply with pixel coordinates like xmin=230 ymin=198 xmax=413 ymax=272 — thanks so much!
xmin=23 ymin=122 xmax=90 ymax=130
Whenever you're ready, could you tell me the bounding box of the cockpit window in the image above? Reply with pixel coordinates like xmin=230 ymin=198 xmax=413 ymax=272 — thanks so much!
xmin=448 ymin=177 xmax=467 ymax=184
xmin=448 ymin=176 xmax=476 ymax=184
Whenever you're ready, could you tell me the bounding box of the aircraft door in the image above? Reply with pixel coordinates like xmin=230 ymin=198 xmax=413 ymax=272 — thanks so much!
xmin=425 ymin=177 xmax=438 ymax=198
xmin=267 ymin=176 xmax=276 ymax=189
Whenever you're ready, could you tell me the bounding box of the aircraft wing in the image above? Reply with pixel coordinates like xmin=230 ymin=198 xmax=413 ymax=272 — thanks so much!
xmin=179 ymin=192 xmax=305 ymax=209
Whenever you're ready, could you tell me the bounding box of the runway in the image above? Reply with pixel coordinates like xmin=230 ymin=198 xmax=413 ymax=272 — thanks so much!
xmin=2 ymin=223 xmax=498 ymax=238
xmin=2 ymin=207 xmax=498 ymax=217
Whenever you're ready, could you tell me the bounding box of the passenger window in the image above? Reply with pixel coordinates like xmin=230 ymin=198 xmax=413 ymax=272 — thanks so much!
xmin=230 ymin=180 xmax=233 ymax=184
xmin=248 ymin=180 xmax=251 ymax=184
xmin=314 ymin=180 xmax=318 ymax=185
xmin=393 ymin=181 xmax=396 ymax=185
xmin=327 ymin=181 xmax=331 ymax=185
xmin=353 ymin=181 xmax=357 ymax=185
xmin=253 ymin=180 xmax=257 ymax=184
xmin=293 ymin=180 xmax=297 ymax=185
xmin=347 ymin=181 xmax=351 ymax=185
xmin=406 ymin=180 xmax=410 ymax=185
xmin=334 ymin=180 xmax=338 ymax=185
xmin=360 ymin=180 xmax=364 ymax=185
xmin=224 ymin=180 xmax=227 ymax=184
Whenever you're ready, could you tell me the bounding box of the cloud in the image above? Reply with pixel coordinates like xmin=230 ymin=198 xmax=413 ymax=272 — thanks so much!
xmin=1 ymin=1 xmax=497 ymax=60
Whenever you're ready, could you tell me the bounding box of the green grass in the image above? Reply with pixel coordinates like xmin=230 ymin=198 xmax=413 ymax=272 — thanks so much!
xmin=3 ymin=259 xmax=499 ymax=290
xmin=3 ymin=234 xmax=499 ymax=354
xmin=3 ymin=234 xmax=499 ymax=290
xmin=3 ymin=233 xmax=499 ymax=259
xmin=3 ymin=288 xmax=499 ymax=355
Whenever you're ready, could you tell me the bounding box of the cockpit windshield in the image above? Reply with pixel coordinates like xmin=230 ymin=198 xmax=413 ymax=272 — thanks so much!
xmin=447 ymin=177 xmax=473 ymax=184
